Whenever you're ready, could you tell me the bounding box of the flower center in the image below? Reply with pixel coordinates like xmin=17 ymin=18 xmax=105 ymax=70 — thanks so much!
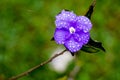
xmin=69 ymin=27 xmax=76 ymax=34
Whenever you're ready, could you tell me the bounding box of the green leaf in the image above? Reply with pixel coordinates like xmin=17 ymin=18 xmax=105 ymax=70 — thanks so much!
xmin=81 ymin=38 xmax=105 ymax=53
xmin=81 ymin=45 xmax=100 ymax=53
xmin=85 ymin=0 xmax=96 ymax=19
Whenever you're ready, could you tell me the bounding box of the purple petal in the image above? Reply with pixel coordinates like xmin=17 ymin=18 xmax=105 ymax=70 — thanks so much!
xmin=76 ymin=16 xmax=92 ymax=33
xmin=81 ymin=32 xmax=90 ymax=44
xmin=64 ymin=37 xmax=83 ymax=52
xmin=54 ymin=29 xmax=69 ymax=44
xmin=56 ymin=10 xmax=76 ymax=24
xmin=74 ymin=32 xmax=90 ymax=45
xmin=55 ymin=20 xmax=70 ymax=29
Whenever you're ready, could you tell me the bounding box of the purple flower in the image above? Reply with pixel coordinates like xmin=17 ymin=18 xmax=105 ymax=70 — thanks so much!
xmin=54 ymin=10 xmax=92 ymax=52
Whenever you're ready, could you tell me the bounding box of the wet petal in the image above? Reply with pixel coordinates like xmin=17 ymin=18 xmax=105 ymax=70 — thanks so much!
xmin=76 ymin=16 xmax=92 ymax=33
xmin=64 ymin=37 xmax=83 ymax=52
xmin=75 ymin=32 xmax=90 ymax=45
xmin=54 ymin=29 xmax=69 ymax=44
xmin=56 ymin=10 xmax=77 ymax=23
xmin=73 ymin=33 xmax=82 ymax=42
xmin=55 ymin=20 xmax=70 ymax=29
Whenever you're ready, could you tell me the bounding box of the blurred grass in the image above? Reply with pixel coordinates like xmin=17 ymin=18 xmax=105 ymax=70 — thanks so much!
xmin=0 ymin=0 xmax=120 ymax=80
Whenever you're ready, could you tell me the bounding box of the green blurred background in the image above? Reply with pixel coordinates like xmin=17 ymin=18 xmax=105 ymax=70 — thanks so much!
xmin=0 ymin=0 xmax=120 ymax=80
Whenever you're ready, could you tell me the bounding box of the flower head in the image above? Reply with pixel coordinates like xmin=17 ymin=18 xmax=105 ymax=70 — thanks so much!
xmin=54 ymin=10 xmax=92 ymax=52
